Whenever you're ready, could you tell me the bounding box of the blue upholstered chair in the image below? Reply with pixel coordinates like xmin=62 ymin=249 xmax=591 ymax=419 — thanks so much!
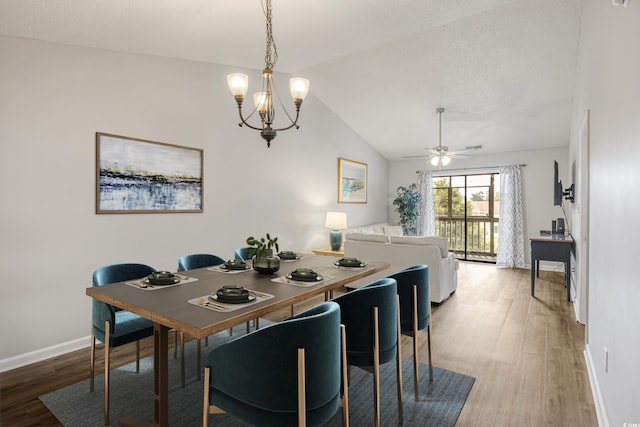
xmin=388 ymin=264 xmax=433 ymax=400
xmin=178 ymin=253 xmax=225 ymax=271
xmin=176 ymin=253 xmax=225 ymax=385
xmin=332 ymin=277 xmax=403 ymax=427
xmin=234 ymin=247 xmax=251 ymax=261
xmin=90 ymin=263 xmax=155 ymax=426
xmin=203 ymin=301 xmax=348 ymax=427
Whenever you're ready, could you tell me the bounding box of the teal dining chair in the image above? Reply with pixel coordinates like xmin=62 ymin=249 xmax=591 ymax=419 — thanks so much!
xmin=178 ymin=253 xmax=225 ymax=271
xmin=234 ymin=247 xmax=251 ymax=261
xmin=388 ymin=264 xmax=433 ymax=400
xmin=203 ymin=301 xmax=349 ymax=427
xmin=176 ymin=253 xmax=226 ymax=384
xmin=90 ymin=263 xmax=156 ymax=426
xmin=332 ymin=277 xmax=403 ymax=427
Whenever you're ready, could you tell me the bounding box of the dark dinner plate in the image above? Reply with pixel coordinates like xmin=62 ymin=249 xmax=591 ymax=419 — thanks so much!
xmin=224 ymin=260 xmax=248 ymax=270
xmin=287 ymin=268 xmax=320 ymax=282
xmin=335 ymin=257 xmax=365 ymax=268
xmin=210 ymin=286 xmax=255 ymax=304
xmin=278 ymin=251 xmax=298 ymax=260
xmin=147 ymin=271 xmax=180 ymax=286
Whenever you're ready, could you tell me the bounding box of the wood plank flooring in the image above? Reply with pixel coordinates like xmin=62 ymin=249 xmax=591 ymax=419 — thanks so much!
xmin=0 ymin=262 xmax=597 ymax=426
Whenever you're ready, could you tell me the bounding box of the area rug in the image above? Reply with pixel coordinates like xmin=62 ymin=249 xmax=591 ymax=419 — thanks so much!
xmin=41 ymin=325 xmax=474 ymax=426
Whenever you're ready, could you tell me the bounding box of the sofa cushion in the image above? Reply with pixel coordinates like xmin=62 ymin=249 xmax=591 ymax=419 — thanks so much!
xmin=383 ymin=225 xmax=403 ymax=236
xmin=370 ymin=223 xmax=387 ymax=234
xmin=389 ymin=236 xmax=449 ymax=258
xmin=344 ymin=232 xmax=390 ymax=243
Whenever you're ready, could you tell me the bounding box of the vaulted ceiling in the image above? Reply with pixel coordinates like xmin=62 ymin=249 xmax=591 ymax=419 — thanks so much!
xmin=0 ymin=0 xmax=583 ymax=160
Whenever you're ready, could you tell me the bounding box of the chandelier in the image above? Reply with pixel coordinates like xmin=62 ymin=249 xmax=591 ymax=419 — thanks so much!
xmin=226 ymin=0 xmax=310 ymax=147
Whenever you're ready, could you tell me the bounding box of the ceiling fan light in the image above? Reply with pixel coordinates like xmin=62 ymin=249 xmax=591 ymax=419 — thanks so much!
xmin=430 ymin=156 xmax=440 ymax=166
xmin=441 ymin=155 xmax=451 ymax=166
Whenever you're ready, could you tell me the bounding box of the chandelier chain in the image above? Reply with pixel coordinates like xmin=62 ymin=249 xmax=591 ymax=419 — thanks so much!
xmin=263 ymin=0 xmax=278 ymax=70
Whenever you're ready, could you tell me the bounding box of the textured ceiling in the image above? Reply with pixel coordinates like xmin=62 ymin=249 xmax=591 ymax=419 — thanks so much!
xmin=0 ymin=0 xmax=583 ymax=160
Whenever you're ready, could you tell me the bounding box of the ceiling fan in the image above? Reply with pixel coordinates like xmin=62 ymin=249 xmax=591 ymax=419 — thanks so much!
xmin=403 ymin=107 xmax=481 ymax=166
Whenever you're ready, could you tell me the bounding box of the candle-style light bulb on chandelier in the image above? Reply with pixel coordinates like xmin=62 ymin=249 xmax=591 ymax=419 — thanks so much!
xmin=227 ymin=0 xmax=310 ymax=147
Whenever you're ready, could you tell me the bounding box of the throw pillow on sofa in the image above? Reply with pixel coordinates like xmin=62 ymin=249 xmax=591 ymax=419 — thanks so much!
xmin=383 ymin=225 xmax=403 ymax=236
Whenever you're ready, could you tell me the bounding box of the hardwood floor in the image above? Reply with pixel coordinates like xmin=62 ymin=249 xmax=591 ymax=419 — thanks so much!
xmin=0 ymin=262 xmax=597 ymax=426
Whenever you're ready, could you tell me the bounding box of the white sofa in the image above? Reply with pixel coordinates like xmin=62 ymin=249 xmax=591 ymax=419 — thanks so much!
xmin=343 ymin=223 xmax=459 ymax=303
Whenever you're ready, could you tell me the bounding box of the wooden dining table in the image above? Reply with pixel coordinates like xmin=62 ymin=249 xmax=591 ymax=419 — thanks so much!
xmin=86 ymin=254 xmax=390 ymax=427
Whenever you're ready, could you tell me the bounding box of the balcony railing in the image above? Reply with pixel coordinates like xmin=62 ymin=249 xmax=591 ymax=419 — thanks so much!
xmin=436 ymin=217 xmax=498 ymax=261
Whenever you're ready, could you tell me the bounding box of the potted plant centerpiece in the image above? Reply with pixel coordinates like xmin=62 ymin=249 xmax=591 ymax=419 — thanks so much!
xmin=246 ymin=233 xmax=280 ymax=274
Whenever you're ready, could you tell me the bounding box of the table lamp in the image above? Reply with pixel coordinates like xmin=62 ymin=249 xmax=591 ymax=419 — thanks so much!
xmin=325 ymin=212 xmax=347 ymax=251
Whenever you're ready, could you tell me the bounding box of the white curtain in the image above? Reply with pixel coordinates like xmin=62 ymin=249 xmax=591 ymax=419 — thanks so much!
xmin=497 ymin=165 xmax=525 ymax=268
xmin=416 ymin=170 xmax=436 ymax=236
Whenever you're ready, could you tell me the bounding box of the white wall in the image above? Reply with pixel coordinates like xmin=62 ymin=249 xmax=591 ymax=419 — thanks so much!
xmin=390 ymin=147 xmax=569 ymax=266
xmin=0 ymin=36 xmax=389 ymax=364
xmin=569 ymin=1 xmax=640 ymax=424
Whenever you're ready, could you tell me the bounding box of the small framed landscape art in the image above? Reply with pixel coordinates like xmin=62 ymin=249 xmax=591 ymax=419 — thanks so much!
xmin=338 ymin=157 xmax=367 ymax=204
xmin=96 ymin=132 xmax=203 ymax=213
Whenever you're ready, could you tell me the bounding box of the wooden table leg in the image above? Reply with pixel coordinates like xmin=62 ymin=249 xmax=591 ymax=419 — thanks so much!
xmin=154 ymin=323 xmax=169 ymax=427
xmin=120 ymin=324 xmax=169 ymax=427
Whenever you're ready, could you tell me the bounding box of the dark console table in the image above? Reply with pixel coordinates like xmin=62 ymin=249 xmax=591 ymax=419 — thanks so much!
xmin=530 ymin=233 xmax=573 ymax=301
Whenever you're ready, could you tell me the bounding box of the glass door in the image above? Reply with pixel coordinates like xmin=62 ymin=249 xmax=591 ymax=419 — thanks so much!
xmin=433 ymin=173 xmax=499 ymax=262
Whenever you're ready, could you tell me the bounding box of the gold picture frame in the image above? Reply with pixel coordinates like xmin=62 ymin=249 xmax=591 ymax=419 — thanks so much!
xmin=338 ymin=157 xmax=367 ymax=204
xmin=96 ymin=132 xmax=203 ymax=213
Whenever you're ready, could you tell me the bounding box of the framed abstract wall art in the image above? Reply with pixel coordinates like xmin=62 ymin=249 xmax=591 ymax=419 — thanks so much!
xmin=338 ymin=157 xmax=367 ymax=204
xmin=96 ymin=132 xmax=203 ymax=213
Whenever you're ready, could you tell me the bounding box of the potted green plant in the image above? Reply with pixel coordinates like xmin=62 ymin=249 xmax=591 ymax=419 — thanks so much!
xmin=246 ymin=233 xmax=280 ymax=274
xmin=393 ymin=184 xmax=421 ymax=236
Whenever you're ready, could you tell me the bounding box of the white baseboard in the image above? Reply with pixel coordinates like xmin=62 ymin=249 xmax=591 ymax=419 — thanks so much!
xmin=0 ymin=336 xmax=90 ymax=373
xmin=584 ymin=344 xmax=609 ymax=427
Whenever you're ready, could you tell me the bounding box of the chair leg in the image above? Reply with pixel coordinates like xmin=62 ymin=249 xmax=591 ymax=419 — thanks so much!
xmin=396 ymin=296 xmax=404 ymax=424
xmin=89 ymin=332 xmax=95 ymax=392
xmin=104 ymin=321 xmax=111 ymax=426
xmin=372 ymin=306 xmax=381 ymax=427
xmin=173 ymin=329 xmax=179 ymax=359
xmin=181 ymin=332 xmax=186 ymax=388
xmin=197 ymin=339 xmax=202 ymax=381
xmin=427 ymin=323 xmax=434 ymax=382
xmin=340 ymin=325 xmax=350 ymax=427
xmin=203 ymin=366 xmax=210 ymax=427
xmin=136 ymin=340 xmax=140 ymax=373
xmin=297 ymin=348 xmax=306 ymax=427
xmin=412 ymin=284 xmax=420 ymax=400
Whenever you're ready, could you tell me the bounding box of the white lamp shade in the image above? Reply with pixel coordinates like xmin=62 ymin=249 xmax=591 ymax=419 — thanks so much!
xmin=227 ymin=73 xmax=248 ymax=97
xmin=325 ymin=211 xmax=347 ymax=229
xmin=290 ymin=77 xmax=310 ymax=101
xmin=430 ymin=156 xmax=440 ymax=166
xmin=441 ymin=155 xmax=451 ymax=165
xmin=253 ymin=92 xmax=272 ymax=114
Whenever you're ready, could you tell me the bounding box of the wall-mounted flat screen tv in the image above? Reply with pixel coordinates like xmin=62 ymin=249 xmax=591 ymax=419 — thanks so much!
xmin=554 ymin=160 xmax=564 ymax=206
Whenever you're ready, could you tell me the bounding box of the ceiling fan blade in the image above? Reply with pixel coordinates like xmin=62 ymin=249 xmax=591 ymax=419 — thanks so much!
xmin=447 ymin=153 xmax=472 ymax=159
xmin=401 ymin=154 xmax=430 ymax=159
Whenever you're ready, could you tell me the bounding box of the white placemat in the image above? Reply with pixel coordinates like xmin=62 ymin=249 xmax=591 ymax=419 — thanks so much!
xmin=188 ymin=289 xmax=274 ymax=312
xmin=126 ymin=275 xmax=198 ymax=291
xmin=278 ymin=254 xmax=307 ymax=263
xmin=207 ymin=265 xmax=253 ymax=274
